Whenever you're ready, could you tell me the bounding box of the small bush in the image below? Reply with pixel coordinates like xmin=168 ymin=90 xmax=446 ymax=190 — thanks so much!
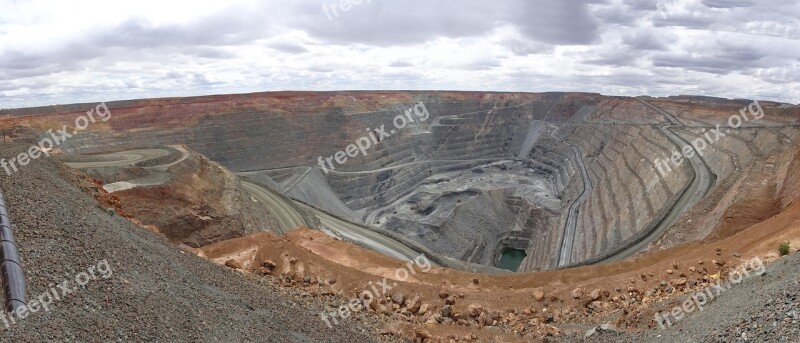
xmin=779 ymin=241 xmax=790 ymax=256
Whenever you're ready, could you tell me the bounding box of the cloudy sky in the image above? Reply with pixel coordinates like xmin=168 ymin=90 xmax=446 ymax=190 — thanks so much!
xmin=1 ymin=0 xmax=799 ymax=108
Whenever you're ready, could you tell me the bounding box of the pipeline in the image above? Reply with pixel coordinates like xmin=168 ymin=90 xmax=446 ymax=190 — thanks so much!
xmin=0 ymin=190 xmax=26 ymax=312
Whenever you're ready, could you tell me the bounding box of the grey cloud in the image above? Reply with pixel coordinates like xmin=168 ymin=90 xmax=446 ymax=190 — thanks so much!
xmin=623 ymin=0 xmax=658 ymax=11
xmin=0 ymin=6 xmax=260 ymax=78
xmin=461 ymin=57 xmax=502 ymax=71
xmin=308 ymin=65 xmax=336 ymax=73
xmin=622 ymin=30 xmax=675 ymax=51
xmin=164 ymin=71 xmax=183 ymax=79
xmin=188 ymin=73 xmax=223 ymax=87
xmin=1 ymin=41 xmax=102 ymax=70
xmin=389 ymin=61 xmax=414 ymax=67
xmin=701 ymin=0 xmax=755 ymax=8
xmin=647 ymin=0 xmax=799 ymax=37
xmin=294 ymin=1 xmax=500 ymax=46
xmin=744 ymin=67 xmax=800 ymax=84
xmin=0 ymin=43 xmax=102 ymax=79
xmin=510 ymin=0 xmax=603 ymax=45
xmin=652 ymin=47 xmax=769 ymax=75
xmin=653 ymin=13 xmax=714 ymax=29
xmin=503 ymin=38 xmax=554 ymax=56
xmin=583 ymin=50 xmax=639 ymax=67
xmin=181 ymin=47 xmax=236 ymax=59
xmin=269 ymin=42 xmax=309 ymax=54
xmin=592 ymin=6 xmax=639 ymax=26
xmin=0 ymin=83 xmax=20 ymax=92
xmin=294 ymin=0 xmax=603 ymax=46
xmin=94 ymin=13 xmax=264 ymax=49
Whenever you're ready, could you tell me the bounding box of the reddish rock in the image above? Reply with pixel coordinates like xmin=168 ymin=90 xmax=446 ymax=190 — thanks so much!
xmin=467 ymin=304 xmax=483 ymax=317
xmin=407 ymin=296 xmax=421 ymax=313
xmin=391 ymin=292 xmax=406 ymax=306
xmin=571 ymin=288 xmax=584 ymax=299
xmin=671 ymin=278 xmax=688 ymax=286
xmin=224 ymin=259 xmax=242 ymax=269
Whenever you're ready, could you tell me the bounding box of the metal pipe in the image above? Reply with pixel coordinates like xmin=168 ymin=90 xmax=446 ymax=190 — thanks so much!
xmin=0 ymin=190 xmax=26 ymax=312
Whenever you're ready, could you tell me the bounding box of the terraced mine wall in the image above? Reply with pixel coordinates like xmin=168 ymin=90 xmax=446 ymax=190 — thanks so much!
xmin=3 ymin=92 xmax=798 ymax=272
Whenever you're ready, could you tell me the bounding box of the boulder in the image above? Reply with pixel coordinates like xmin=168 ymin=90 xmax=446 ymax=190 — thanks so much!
xmin=571 ymin=288 xmax=584 ymax=299
xmin=418 ymin=303 xmax=429 ymax=316
xmin=534 ymin=289 xmax=545 ymax=301
xmin=407 ymin=296 xmax=421 ymax=313
xmin=467 ymin=304 xmax=483 ymax=317
xmin=441 ymin=305 xmax=453 ymax=318
xmin=671 ymin=278 xmax=688 ymax=286
xmin=391 ymin=292 xmax=406 ymax=306
xmin=224 ymin=259 xmax=242 ymax=269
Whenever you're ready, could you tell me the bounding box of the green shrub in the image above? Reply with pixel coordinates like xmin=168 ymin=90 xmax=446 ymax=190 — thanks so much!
xmin=779 ymin=241 xmax=790 ymax=256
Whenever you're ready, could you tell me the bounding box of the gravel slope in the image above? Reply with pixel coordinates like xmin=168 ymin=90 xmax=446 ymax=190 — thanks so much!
xmin=0 ymin=143 xmax=379 ymax=342
xmin=567 ymin=250 xmax=799 ymax=342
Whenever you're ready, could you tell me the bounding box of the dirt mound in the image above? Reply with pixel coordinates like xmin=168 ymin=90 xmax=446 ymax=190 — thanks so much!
xmin=112 ymin=150 xmax=281 ymax=247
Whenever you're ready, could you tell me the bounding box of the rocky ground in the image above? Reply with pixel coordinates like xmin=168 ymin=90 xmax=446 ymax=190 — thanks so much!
xmin=199 ymin=226 xmax=800 ymax=342
xmin=0 ymin=143 xmax=380 ymax=342
xmin=201 ymin=229 xmax=561 ymax=342
xmin=569 ymin=250 xmax=800 ymax=342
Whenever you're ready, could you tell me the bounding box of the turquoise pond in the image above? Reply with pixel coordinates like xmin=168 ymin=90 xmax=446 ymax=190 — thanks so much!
xmin=497 ymin=248 xmax=527 ymax=272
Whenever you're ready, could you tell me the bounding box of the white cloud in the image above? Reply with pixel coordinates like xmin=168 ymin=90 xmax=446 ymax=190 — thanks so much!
xmin=0 ymin=0 xmax=798 ymax=108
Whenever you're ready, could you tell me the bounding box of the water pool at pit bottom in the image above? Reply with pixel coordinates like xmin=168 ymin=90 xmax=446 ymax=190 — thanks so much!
xmin=498 ymin=248 xmax=527 ymax=272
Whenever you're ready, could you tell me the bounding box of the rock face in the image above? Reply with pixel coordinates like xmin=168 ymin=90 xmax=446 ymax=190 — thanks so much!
xmin=2 ymin=91 xmax=799 ymax=270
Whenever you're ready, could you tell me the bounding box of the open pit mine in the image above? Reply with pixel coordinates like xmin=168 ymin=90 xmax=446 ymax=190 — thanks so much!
xmin=0 ymin=91 xmax=799 ymax=342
